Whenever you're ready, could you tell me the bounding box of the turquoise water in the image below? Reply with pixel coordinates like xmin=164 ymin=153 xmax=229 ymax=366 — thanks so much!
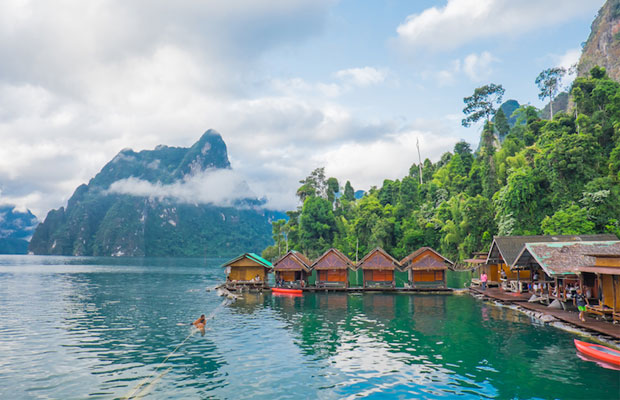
xmin=0 ymin=256 xmax=618 ymax=399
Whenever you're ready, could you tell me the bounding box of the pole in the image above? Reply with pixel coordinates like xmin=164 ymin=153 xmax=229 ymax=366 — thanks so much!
xmin=416 ymin=138 xmax=423 ymax=185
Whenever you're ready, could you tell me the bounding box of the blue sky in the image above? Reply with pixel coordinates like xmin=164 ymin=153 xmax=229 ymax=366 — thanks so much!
xmin=0 ymin=0 xmax=606 ymax=217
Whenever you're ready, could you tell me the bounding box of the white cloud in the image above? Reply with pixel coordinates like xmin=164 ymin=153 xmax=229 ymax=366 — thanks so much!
xmin=396 ymin=0 xmax=603 ymax=51
xmin=318 ymin=129 xmax=459 ymax=191
xmin=428 ymin=52 xmax=498 ymax=86
xmin=463 ymin=51 xmax=499 ymax=81
xmin=108 ymin=169 xmax=256 ymax=207
xmin=335 ymin=67 xmax=387 ymax=87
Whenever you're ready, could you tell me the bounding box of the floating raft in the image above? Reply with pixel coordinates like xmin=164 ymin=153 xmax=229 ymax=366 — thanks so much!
xmin=574 ymin=339 xmax=620 ymax=366
xmin=271 ymin=288 xmax=303 ymax=295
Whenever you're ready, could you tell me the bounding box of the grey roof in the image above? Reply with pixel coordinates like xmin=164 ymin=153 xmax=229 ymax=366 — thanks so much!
xmin=513 ymin=241 xmax=620 ymax=276
xmin=485 ymin=234 xmax=618 ymax=266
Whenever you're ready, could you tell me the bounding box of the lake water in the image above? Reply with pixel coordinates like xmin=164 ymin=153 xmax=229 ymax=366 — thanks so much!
xmin=0 ymin=256 xmax=618 ymax=399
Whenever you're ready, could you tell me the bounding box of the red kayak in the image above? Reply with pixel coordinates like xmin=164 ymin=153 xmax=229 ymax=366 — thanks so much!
xmin=272 ymin=287 xmax=303 ymax=295
xmin=574 ymin=339 xmax=620 ymax=366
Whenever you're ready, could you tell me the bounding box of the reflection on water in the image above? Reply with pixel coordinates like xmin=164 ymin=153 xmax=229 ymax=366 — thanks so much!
xmin=0 ymin=255 xmax=618 ymax=399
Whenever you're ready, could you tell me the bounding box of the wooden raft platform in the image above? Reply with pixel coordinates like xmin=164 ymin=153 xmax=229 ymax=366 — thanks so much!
xmin=518 ymin=302 xmax=620 ymax=340
xmin=470 ymin=287 xmax=620 ymax=340
xmin=469 ymin=287 xmax=531 ymax=302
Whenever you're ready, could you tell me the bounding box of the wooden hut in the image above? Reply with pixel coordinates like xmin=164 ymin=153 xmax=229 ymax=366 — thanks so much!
xmin=311 ymin=248 xmax=354 ymax=288
xmin=357 ymin=247 xmax=401 ymax=288
xmin=463 ymin=252 xmax=497 ymax=288
xmin=486 ymin=234 xmax=616 ymax=291
xmin=513 ymin=240 xmax=620 ymax=303
xmin=400 ymin=247 xmax=453 ymax=289
xmin=577 ymin=254 xmax=620 ymax=321
xmin=272 ymin=250 xmax=312 ymax=288
xmin=222 ymin=253 xmax=272 ymax=289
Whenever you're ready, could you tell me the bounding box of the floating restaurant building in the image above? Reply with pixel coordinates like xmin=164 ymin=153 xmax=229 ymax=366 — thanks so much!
xmin=512 ymin=240 xmax=620 ymax=305
xmin=400 ymin=247 xmax=453 ymax=289
xmin=483 ymin=234 xmax=617 ymax=290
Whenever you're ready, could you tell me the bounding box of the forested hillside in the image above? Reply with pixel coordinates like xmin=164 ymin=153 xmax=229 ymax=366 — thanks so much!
xmin=262 ymin=67 xmax=620 ymax=263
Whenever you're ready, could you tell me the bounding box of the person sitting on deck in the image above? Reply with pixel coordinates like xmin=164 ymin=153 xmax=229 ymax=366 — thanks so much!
xmin=481 ymin=272 xmax=488 ymax=290
xmin=192 ymin=314 xmax=206 ymax=335
xmin=500 ymin=269 xmax=507 ymax=281
xmin=574 ymin=288 xmax=589 ymax=322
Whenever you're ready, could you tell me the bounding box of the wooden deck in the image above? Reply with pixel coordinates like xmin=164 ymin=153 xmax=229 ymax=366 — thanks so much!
xmin=518 ymin=302 xmax=620 ymax=340
xmin=470 ymin=287 xmax=620 ymax=340
xmin=469 ymin=286 xmax=531 ymax=302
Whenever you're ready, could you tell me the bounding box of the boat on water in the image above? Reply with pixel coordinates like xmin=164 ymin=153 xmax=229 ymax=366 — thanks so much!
xmin=574 ymin=339 xmax=620 ymax=366
xmin=271 ymin=287 xmax=303 ymax=295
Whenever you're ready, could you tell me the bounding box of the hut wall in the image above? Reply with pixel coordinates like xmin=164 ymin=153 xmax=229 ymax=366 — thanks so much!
xmin=364 ymin=269 xmax=393 ymax=282
xmin=318 ymin=269 xmax=347 ymax=282
xmin=229 ymin=266 xmax=265 ymax=281
xmin=348 ymin=269 xmax=363 ymax=287
xmin=601 ymin=274 xmax=620 ymax=308
xmin=279 ymin=271 xmax=296 ymax=281
xmin=413 ymin=270 xmax=444 ymax=282
xmin=395 ymin=270 xmax=408 ymax=288
xmin=308 ymin=270 xmax=317 ymax=286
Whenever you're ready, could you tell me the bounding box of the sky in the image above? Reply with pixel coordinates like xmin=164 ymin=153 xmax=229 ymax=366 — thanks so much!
xmin=0 ymin=0 xmax=606 ymax=218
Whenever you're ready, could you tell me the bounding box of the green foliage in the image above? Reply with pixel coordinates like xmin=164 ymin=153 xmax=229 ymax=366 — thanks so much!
xmin=541 ymin=204 xmax=595 ymax=235
xmin=265 ymin=66 xmax=620 ymax=263
xmin=535 ymin=67 xmax=566 ymax=119
xmin=462 ymin=84 xmax=505 ymax=127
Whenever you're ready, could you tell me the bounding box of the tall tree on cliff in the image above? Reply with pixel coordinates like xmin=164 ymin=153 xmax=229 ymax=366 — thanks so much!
xmin=461 ymin=84 xmax=505 ymax=127
xmin=535 ymin=67 xmax=566 ymax=119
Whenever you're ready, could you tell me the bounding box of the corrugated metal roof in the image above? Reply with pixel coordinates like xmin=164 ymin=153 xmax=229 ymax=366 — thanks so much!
xmin=486 ymin=234 xmax=618 ymax=266
xmin=513 ymin=241 xmax=620 ymax=276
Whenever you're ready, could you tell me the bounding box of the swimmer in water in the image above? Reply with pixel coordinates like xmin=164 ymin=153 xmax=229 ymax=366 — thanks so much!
xmin=192 ymin=314 xmax=206 ymax=336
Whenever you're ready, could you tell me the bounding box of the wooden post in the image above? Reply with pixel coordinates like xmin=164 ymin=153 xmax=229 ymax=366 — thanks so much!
xmin=613 ymin=275 xmax=617 ymax=317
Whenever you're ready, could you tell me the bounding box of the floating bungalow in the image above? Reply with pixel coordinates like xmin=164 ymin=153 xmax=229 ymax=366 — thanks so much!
xmin=484 ymin=234 xmax=617 ymax=291
xmin=222 ymin=253 xmax=272 ymax=289
xmin=272 ymin=250 xmax=313 ymax=288
xmin=400 ymin=247 xmax=453 ymax=289
xmin=311 ymin=248 xmax=355 ymax=288
xmin=513 ymin=240 xmax=620 ymax=306
xmin=577 ymin=254 xmax=620 ymax=322
xmin=357 ymin=247 xmax=401 ymax=288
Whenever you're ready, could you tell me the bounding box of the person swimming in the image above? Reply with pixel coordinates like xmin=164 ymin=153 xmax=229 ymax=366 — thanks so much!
xmin=192 ymin=314 xmax=206 ymax=335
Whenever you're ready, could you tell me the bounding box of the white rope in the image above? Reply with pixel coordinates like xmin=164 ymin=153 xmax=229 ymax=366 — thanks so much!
xmin=122 ymin=299 xmax=229 ymax=399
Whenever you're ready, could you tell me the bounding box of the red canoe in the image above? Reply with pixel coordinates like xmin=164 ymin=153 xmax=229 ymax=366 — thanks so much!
xmin=271 ymin=287 xmax=303 ymax=295
xmin=574 ymin=339 xmax=620 ymax=366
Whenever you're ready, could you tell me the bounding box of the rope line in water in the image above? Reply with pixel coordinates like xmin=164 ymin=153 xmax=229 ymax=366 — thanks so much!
xmin=122 ymin=298 xmax=230 ymax=399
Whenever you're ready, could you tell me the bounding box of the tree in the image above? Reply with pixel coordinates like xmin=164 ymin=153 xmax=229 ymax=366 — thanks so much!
xmin=343 ymin=180 xmax=355 ymax=201
xmin=541 ymin=204 xmax=595 ymax=235
xmin=326 ymin=177 xmax=340 ymax=204
xmin=535 ymin=67 xmax=566 ymax=120
xmin=462 ymin=84 xmax=505 ymax=127
xmin=494 ymin=108 xmax=510 ymax=138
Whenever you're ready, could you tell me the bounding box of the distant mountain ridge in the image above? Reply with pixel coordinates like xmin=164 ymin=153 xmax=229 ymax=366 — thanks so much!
xmin=29 ymin=130 xmax=276 ymax=257
xmin=0 ymin=206 xmax=38 ymax=254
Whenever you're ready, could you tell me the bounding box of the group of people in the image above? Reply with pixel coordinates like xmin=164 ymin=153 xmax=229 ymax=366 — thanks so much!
xmin=479 ymin=270 xmax=590 ymax=322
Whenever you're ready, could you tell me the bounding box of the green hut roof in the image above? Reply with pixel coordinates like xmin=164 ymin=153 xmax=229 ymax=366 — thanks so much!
xmin=222 ymin=253 xmax=273 ymax=269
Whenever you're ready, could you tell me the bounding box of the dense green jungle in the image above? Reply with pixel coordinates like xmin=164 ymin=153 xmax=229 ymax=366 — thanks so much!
xmin=263 ymin=67 xmax=620 ymax=263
